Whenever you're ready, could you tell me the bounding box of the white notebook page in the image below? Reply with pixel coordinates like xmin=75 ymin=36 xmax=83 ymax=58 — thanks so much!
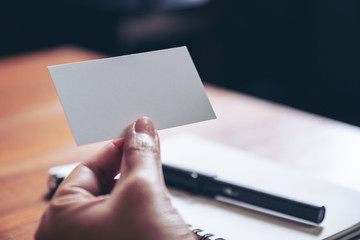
xmin=161 ymin=134 xmax=360 ymax=240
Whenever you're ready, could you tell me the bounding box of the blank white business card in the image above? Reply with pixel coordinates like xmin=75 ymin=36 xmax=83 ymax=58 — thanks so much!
xmin=48 ymin=46 xmax=216 ymax=145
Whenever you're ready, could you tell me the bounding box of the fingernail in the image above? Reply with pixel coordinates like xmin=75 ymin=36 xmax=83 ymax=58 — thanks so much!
xmin=134 ymin=117 xmax=156 ymax=136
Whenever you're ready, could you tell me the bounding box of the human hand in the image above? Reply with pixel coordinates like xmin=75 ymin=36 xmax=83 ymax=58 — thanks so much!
xmin=35 ymin=117 xmax=196 ymax=240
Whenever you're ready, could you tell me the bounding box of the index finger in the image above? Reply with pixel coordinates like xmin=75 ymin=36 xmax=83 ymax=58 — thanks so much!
xmin=54 ymin=138 xmax=124 ymax=199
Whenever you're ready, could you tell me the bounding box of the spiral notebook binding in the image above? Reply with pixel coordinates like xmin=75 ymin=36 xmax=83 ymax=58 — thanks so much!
xmin=188 ymin=225 xmax=226 ymax=240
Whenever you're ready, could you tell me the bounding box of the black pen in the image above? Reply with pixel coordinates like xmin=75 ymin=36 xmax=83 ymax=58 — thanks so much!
xmin=162 ymin=164 xmax=326 ymax=224
xmin=48 ymin=162 xmax=325 ymax=224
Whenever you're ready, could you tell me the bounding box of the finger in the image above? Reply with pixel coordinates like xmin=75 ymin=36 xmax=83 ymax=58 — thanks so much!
xmin=111 ymin=117 xmax=165 ymax=195
xmin=54 ymin=138 xmax=124 ymax=199
xmin=122 ymin=117 xmax=162 ymax=178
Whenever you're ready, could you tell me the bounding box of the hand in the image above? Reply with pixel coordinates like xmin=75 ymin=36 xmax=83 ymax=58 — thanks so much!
xmin=35 ymin=117 xmax=196 ymax=240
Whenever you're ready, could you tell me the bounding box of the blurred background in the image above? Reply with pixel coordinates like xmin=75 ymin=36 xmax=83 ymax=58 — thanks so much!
xmin=1 ymin=0 xmax=359 ymax=126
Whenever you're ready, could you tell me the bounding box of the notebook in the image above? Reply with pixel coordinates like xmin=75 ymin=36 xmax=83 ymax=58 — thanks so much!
xmin=160 ymin=134 xmax=360 ymax=240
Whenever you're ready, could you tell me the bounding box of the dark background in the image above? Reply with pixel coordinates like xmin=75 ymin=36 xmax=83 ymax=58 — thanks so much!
xmin=1 ymin=0 xmax=359 ymax=126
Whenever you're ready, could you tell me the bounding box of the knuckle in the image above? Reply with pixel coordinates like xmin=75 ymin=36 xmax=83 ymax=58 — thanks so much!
xmin=126 ymin=134 xmax=160 ymax=155
xmin=126 ymin=146 xmax=160 ymax=157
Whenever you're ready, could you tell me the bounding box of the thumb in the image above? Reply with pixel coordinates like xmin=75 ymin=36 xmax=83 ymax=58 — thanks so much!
xmin=116 ymin=117 xmax=165 ymax=188
xmin=108 ymin=117 xmax=196 ymax=240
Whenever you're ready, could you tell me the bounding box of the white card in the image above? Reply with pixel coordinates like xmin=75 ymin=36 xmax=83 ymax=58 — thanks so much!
xmin=48 ymin=47 xmax=216 ymax=145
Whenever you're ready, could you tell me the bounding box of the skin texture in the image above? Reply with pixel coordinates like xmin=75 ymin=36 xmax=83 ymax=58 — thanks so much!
xmin=35 ymin=117 xmax=196 ymax=240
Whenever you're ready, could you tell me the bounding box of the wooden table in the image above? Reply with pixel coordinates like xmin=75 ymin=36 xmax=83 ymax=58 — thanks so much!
xmin=1 ymin=47 xmax=360 ymax=239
